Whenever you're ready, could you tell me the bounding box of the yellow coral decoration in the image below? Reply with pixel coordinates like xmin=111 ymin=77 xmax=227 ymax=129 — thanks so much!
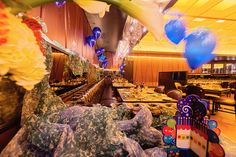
xmin=0 ymin=7 xmax=47 ymax=90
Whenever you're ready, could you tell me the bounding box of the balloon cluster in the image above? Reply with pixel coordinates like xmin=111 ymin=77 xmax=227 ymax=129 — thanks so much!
xmin=55 ymin=1 xmax=66 ymax=7
xmin=162 ymin=119 xmax=176 ymax=145
xmin=119 ymin=64 xmax=126 ymax=74
xmin=164 ymin=19 xmax=216 ymax=70
xmin=162 ymin=119 xmax=179 ymax=157
xmin=96 ymin=47 xmax=108 ymax=68
xmin=208 ymin=120 xmax=221 ymax=136
xmin=86 ymin=27 xmax=108 ymax=68
xmin=86 ymin=27 xmax=102 ymax=47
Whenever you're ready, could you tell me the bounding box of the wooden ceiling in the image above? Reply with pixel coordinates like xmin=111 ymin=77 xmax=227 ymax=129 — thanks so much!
xmin=133 ymin=0 xmax=236 ymax=56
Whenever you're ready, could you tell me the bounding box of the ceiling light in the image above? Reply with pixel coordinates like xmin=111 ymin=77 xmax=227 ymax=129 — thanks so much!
xmin=193 ymin=18 xmax=205 ymax=22
xmin=216 ymin=20 xmax=225 ymax=23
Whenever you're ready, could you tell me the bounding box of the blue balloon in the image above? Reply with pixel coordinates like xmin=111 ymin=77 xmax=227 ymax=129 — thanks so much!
xmin=184 ymin=29 xmax=216 ymax=69
xmin=93 ymin=27 xmax=102 ymax=39
xmin=55 ymin=1 xmax=66 ymax=6
xmin=165 ymin=19 xmax=186 ymax=44
xmin=95 ymin=48 xmax=105 ymax=55
xmin=98 ymin=55 xmax=106 ymax=62
xmin=86 ymin=36 xmax=96 ymax=47
xmin=163 ymin=135 xmax=173 ymax=144
xmin=208 ymin=120 xmax=217 ymax=130
xmin=102 ymin=60 xmax=108 ymax=68
xmin=95 ymin=48 xmax=101 ymax=55
xmin=120 ymin=64 xmax=125 ymax=71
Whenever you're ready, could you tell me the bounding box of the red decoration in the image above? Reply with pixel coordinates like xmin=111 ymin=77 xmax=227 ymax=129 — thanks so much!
xmin=0 ymin=3 xmax=8 ymax=46
xmin=22 ymin=17 xmax=45 ymax=56
xmin=162 ymin=126 xmax=174 ymax=136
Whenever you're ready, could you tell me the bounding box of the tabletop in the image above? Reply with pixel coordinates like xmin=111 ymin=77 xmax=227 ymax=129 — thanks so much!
xmin=117 ymin=88 xmax=177 ymax=103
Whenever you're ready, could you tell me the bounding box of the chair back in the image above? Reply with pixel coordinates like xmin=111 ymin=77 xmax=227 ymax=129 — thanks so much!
xmin=234 ymin=90 xmax=236 ymax=101
xmin=229 ymin=82 xmax=236 ymax=89
xmin=174 ymin=82 xmax=182 ymax=89
xmin=220 ymin=82 xmax=229 ymax=88
xmin=154 ymin=86 xmax=165 ymax=93
xmin=186 ymin=85 xmax=205 ymax=99
xmin=167 ymin=89 xmax=183 ymax=100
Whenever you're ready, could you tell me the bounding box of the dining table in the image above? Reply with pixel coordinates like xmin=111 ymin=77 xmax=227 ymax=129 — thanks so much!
xmin=117 ymin=88 xmax=177 ymax=103
xmin=112 ymin=82 xmax=136 ymax=88
xmin=123 ymin=102 xmax=177 ymax=116
xmin=181 ymin=85 xmax=231 ymax=96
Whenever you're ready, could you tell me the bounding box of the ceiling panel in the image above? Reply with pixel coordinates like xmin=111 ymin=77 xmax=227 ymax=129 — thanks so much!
xmin=134 ymin=0 xmax=236 ymax=56
xmin=85 ymin=6 xmax=127 ymax=52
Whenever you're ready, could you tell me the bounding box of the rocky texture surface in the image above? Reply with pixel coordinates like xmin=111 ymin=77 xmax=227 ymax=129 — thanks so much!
xmin=1 ymin=44 xmax=167 ymax=157
xmin=0 ymin=78 xmax=25 ymax=131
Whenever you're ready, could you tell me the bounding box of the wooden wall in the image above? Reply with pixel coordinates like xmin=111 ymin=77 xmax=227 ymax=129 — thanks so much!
xmin=28 ymin=2 xmax=99 ymax=64
xmin=127 ymin=56 xmax=202 ymax=87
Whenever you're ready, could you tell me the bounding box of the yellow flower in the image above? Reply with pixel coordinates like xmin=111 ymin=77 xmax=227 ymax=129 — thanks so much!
xmin=74 ymin=0 xmax=110 ymax=18
xmin=0 ymin=7 xmax=47 ymax=90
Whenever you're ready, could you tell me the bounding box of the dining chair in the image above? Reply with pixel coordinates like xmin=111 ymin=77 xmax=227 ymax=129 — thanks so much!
xmin=174 ymin=82 xmax=182 ymax=89
xmin=185 ymin=85 xmax=205 ymax=99
xmin=154 ymin=86 xmax=165 ymax=94
xmin=220 ymin=82 xmax=229 ymax=88
xmin=212 ymin=90 xmax=236 ymax=116
xmin=229 ymin=82 xmax=236 ymax=94
xmin=167 ymin=89 xmax=183 ymax=100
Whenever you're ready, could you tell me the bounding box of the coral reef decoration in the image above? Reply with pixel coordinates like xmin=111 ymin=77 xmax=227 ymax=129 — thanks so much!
xmin=0 ymin=2 xmax=47 ymax=90
xmin=22 ymin=16 xmax=45 ymax=56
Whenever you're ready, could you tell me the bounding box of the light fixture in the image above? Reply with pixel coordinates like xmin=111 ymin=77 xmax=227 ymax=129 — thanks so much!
xmin=127 ymin=55 xmax=185 ymax=60
xmin=193 ymin=18 xmax=205 ymax=22
xmin=216 ymin=19 xmax=225 ymax=23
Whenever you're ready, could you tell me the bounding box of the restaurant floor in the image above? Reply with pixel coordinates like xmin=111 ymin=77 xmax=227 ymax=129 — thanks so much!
xmin=210 ymin=105 xmax=236 ymax=156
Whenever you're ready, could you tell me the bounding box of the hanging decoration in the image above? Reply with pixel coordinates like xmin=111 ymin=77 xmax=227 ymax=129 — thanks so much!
xmin=95 ymin=47 xmax=105 ymax=55
xmin=98 ymin=55 xmax=106 ymax=62
xmin=164 ymin=17 xmax=217 ymax=70
xmin=101 ymin=60 xmax=108 ymax=68
xmin=86 ymin=35 xmax=96 ymax=47
xmin=119 ymin=63 xmax=126 ymax=74
xmin=161 ymin=95 xmax=225 ymax=157
xmin=85 ymin=26 xmax=102 ymax=47
xmin=92 ymin=27 xmax=102 ymax=39
xmin=164 ymin=19 xmax=186 ymax=44
xmin=184 ymin=29 xmax=216 ymax=70
xmin=55 ymin=1 xmax=66 ymax=7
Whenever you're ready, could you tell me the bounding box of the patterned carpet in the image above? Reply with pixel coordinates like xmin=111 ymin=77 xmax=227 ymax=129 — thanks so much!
xmin=220 ymin=134 xmax=236 ymax=157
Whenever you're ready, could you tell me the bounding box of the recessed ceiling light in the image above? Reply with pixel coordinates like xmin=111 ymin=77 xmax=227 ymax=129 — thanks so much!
xmin=216 ymin=20 xmax=225 ymax=23
xmin=193 ymin=18 xmax=205 ymax=22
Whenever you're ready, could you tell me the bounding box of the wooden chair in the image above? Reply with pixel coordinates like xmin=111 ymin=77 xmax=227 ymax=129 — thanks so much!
xmin=212 ymin=91 xmax=236 ymax=116
xmin=186 ymin=85 xmax=205 ymax=99
xmin=174 ymin=82 xmax=182 ymax=89
xmin=154 ymin=86 xmax=165 ymax=94
xmin=167 ymin=89 xmax=183 ymax=100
